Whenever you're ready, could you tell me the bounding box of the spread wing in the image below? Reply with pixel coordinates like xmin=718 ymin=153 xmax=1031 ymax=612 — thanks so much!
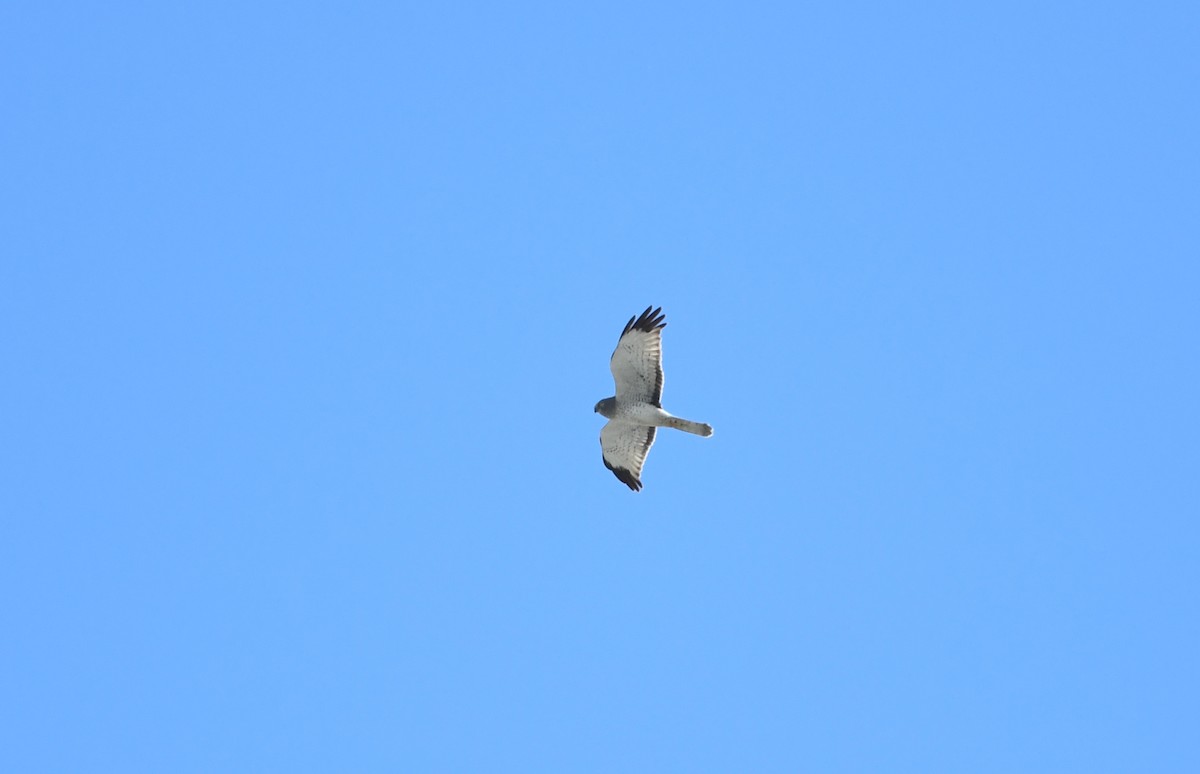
xmin=610 ymin=305 xmax=666 ymax=407
xmin=600 ymin=421 xmax=657 ymax=492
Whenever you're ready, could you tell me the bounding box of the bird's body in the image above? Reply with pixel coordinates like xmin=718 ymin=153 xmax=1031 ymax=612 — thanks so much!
xmin=595 ymin=398 xmax=711 ymax=435
xmin=594 ymin=306 xmax=712 ymax=491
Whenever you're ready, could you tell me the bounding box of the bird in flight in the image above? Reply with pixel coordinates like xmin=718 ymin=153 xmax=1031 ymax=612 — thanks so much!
xmin=594 ymin=306 xmax=713 ymax=491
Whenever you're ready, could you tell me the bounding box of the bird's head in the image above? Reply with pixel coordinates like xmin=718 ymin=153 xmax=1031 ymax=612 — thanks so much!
xmin=594 ymin=397 xmax=616 ymax=417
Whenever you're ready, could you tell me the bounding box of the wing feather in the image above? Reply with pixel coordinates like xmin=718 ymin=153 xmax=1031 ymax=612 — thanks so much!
xmin=609 ymin=305 xmax=666 ymax=407
xmin=599 ymin=422 xmax=657 ymax=492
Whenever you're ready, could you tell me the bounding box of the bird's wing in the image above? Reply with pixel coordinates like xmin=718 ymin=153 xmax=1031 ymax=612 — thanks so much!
xmin=599 ymin=421 xmax=657 ymax=492
xmin=610 ymin=306 xmax=666 ymax=407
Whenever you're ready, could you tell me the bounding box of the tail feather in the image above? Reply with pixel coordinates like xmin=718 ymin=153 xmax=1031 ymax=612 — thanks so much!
xmin=665 ymin=417 xmax=713 ymax=437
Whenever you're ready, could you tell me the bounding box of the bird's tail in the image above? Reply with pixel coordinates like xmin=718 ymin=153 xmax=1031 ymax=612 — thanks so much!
xmin=664 ymin=416 xmax=714 ymax=437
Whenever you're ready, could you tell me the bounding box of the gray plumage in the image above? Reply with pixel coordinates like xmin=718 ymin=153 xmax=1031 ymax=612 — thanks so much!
xmin=594 ymin=306 xmax=713 ymax=491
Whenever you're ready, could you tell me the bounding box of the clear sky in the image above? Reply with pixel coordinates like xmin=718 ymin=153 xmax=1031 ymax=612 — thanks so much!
xmin=3 ymin=2 xmax=1198 ymax=772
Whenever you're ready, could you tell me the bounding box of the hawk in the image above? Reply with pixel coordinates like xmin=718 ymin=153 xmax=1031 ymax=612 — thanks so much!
xmin=594 ymin=306 xmax=713 ymax=491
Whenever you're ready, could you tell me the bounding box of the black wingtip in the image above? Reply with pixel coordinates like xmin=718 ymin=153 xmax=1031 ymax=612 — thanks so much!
xmin=617 ymin=469 xmax=643 ymax=491
xmin=622 ymin=305 xmax=666 ymax=336
xmin=602 ymin=457 xmax=643 ymax=491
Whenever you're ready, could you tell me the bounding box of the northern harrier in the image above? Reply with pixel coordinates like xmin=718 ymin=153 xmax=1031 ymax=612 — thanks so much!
xmin=594 ymin=306 xmax=713 ymax=491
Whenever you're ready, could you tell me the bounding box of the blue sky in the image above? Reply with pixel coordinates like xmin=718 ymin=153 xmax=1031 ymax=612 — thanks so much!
xmin=2 ymin=2 xmax=1198 ymax=771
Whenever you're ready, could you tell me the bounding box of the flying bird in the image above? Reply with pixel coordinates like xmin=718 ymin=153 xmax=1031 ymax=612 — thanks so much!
xmin=594 ymin=306 xmax=713 ymax=491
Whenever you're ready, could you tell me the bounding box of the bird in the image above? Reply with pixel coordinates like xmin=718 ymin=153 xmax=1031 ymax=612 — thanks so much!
xmin=594 ymin=306 xmax=713 ymax=491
